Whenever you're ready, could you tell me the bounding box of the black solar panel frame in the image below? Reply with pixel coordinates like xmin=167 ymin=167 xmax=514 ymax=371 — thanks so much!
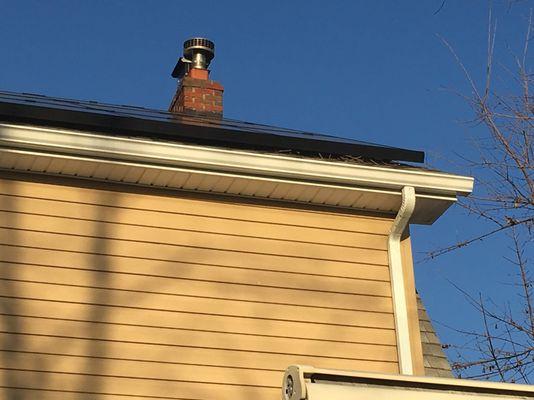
xmin=0 ymin=91 xmax=424 ymax=163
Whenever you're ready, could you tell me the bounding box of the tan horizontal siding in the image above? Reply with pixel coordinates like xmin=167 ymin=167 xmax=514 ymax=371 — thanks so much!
xmin=0 ymin=178 xmax=393 ymax=233
xmin=0 ymin=297 xmax=396 ymax=342
xmin=1 ymin=351 xmax=285 ymax=387
xmin=0 ymin=242 xmax=391 ymax=281
xmin=0 ymin=267 xmax=392 ymax=312
xmin=0 ymin=370 xmax=281 ymax=400
xmin=0 ymin=261 xmax=391 ymax=298
xmin=0 ymin=177 xmax=397 ymax=399
xmin=0 ymin=214 xmax=388 ymax=264
xmin=0 ymin=333 xmax=398 ymax=373
xmin=0 ymin=243 xmax=390 ymax=283
xmin=0 ymin=388 xmax=154 ymax=400
xmin=0 ymin=280 xmax=392 ymax=325
xmin=0 ymin=230 xmax=390 ymax=280
xmin=0 ymin=315 xmax=397 ymax=361
xmin=0 ymin=194 xmax=389 ymax=249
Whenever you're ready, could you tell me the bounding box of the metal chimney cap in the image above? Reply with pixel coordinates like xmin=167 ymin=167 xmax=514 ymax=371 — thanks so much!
xmin=171 ymin=37 xmax=215 ymax=79
xmin=183 ymin=37 xmax=215 ymax=61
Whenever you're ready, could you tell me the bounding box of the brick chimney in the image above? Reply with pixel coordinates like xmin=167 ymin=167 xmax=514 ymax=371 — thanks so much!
xmin=169 ymin=38 xmax=223 ymax=119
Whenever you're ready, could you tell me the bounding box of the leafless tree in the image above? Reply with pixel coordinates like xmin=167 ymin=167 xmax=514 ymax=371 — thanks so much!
xmin=430 ymin=7 xmax=533 ymax=383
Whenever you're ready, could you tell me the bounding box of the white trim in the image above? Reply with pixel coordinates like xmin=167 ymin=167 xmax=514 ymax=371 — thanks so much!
xmin=0 ymin=122 xmax=473 ymax=224
xmin=388 ymin=186 xmax=416 ymax=375
xmin=0 ymin=147 xmax=404 ymax=197
xmin=0 ymin=147 xmax=457 ymax=224
xmin=284 ymin=365 xmax=534 ymax=400
xmin=0 ymin=123 xmax=474 ymax=197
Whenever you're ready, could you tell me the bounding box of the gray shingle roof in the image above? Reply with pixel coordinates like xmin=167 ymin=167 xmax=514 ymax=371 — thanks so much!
xmin=418 ymin=294 xmax=454 ymax=378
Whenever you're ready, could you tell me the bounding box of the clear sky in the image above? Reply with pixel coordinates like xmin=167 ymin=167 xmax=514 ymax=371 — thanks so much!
xmin=1 ymin=0 xmax=531 ymax=370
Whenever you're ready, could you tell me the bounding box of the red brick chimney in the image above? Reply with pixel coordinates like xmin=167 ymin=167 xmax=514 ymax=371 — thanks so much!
xmin=169 ymin=38 xmax=223 ymax=119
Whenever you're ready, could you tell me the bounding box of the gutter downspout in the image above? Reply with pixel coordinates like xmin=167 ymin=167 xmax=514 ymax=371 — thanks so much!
xmin=388 ymin=186 xmax=416 ymax=375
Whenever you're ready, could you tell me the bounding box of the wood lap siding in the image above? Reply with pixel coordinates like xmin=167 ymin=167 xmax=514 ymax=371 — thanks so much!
xmin=0 ymin=177 xmax=396 ymax=400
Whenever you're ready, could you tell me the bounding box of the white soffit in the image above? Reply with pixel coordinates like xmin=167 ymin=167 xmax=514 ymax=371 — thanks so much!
xmin=0 ymin=123 xmax=474 ymax=224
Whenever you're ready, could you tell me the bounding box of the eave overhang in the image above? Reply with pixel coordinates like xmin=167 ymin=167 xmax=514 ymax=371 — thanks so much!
xmin=0 ymin=123 xmax=474 ymax=224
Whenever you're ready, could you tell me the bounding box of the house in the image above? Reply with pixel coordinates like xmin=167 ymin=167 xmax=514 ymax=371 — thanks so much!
xmin=0 ymin=38 xmax=474 ymax=399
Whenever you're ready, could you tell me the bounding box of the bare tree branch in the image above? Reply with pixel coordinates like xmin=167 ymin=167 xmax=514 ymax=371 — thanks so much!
xmin=433 ymin=5 xmax=534 ymax=383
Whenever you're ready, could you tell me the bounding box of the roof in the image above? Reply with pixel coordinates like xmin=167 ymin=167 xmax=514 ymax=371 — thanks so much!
xmin=417 ymin=294 xmax=454 ymax=378
xmin=0 ymin=90 xmax=424 ymax=163
xmin=0 ymin=90 xmax=473 ymax=225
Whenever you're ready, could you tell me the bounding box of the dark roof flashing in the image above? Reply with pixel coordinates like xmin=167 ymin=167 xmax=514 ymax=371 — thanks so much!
xmin=0 ymin=91 xmax=425 ymax=163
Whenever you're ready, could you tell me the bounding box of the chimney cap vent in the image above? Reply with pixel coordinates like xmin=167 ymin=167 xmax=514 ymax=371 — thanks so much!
xmin=183 ymin=38 xmax=215 ymax=59
xmin=172 ymin=37 xmax=215 ymax=79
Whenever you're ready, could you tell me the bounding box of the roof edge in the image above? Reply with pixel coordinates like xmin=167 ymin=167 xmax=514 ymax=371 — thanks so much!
xmin=0 ymin=123 xmax=472 ymax=224
xmin=0 ymin=123 xmax=473 ymax=197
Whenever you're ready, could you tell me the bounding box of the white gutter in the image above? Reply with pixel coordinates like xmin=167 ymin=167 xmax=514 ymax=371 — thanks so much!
xmin=388 ymin=186 xmax=416 ymax=375
xmin=0 ymin=123 xmax=474 ymax=224
xmin=0 ymin=123 xmax=474 ymax=197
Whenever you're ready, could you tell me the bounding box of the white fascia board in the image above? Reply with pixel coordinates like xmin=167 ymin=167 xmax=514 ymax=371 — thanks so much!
xmin=0 ymin=123 xmax=474 ymax=198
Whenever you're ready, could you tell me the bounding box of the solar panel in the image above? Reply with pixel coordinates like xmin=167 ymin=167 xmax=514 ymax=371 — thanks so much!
xmin=0 ymin=90 xmax=425 ymax=163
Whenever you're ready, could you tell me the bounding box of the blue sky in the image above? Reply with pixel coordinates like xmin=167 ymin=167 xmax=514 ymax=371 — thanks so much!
xmin=1 ymin=0 xmax=531 ymax=370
